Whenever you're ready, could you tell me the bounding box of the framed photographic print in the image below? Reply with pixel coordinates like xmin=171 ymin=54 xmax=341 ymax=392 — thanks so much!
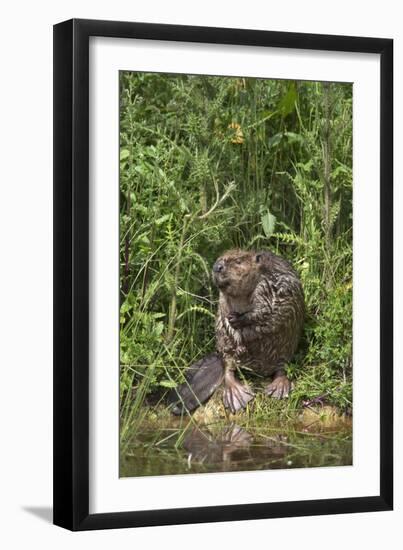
xmin=53 ymin=19 xmax=393 ymax=530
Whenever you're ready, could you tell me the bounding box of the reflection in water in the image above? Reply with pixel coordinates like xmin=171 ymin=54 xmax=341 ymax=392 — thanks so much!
xmin=183 ymin=425 xmax=288 ymax=471
xmin=120 ymin=419 xmax=352 ymax=478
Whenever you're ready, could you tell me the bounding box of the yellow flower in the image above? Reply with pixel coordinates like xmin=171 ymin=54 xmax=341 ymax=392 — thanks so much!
xmin=228 ymin=122 xmax=244 ymax=144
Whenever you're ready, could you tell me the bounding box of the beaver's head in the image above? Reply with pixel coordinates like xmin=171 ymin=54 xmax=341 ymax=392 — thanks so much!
xmin=212 ymin=249 xmax=270 ymax=297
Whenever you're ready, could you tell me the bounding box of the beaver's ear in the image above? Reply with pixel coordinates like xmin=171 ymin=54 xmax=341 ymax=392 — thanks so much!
xmin=255 ymin=252 xmax=270 ymax=264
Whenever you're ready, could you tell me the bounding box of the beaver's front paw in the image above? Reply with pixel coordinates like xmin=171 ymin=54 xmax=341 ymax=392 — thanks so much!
xmin=227 ymin=311 xmax=248 ymax=329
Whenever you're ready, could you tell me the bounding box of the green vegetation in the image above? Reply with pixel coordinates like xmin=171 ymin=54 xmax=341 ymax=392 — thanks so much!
xmin=119 ymin=72 xmax=353 ymax=446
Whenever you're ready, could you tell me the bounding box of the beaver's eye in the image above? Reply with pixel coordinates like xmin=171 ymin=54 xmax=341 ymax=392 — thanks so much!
xmin=235 ymin=258 xmax=242 ymax=265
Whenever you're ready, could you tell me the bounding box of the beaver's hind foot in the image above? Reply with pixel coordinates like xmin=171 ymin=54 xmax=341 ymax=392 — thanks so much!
xmin=265 ymin=370 xmax=292 ymax=399
xmin=223 ymin=377 xmax=254 ymax=413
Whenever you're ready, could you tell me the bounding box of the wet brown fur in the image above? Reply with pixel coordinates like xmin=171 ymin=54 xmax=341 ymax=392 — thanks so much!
xmin=213 ymin=249 xmax=305 ymax=378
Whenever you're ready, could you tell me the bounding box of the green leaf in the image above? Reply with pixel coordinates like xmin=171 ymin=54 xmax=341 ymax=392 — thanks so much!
xmin=261 ymin=209 xmax=276 ymax=238
xmin=296 ymin=159 xmax=314 ymax=172
xmin=278 ymin=83 xmax=297 ymax=116
xmin=284 ymin=131 xmax=304 ymax=144
xmin=154 ymin=321 xmax=164 ymax=337
xmin=268 ymin=133 xmax=282 ymax=148
xmin=159 ymin=380 xmax=177 ymax=388
xmin=155 ymin=214 xmax=171 ymax=226
xmin=120 ymin=149 xmax=130 ymax=161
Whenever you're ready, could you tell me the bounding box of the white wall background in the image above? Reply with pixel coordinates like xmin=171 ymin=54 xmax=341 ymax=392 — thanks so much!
xmin=0 ymin=1 xmax=400 ymax=548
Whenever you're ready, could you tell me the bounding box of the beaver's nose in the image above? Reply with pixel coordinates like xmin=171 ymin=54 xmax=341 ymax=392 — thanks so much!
xmin=213 ymin=260 xmax=225 ymax=273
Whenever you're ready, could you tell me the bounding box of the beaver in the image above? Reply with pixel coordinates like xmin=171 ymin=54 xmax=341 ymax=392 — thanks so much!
xmin=169 ymin=249 xmax=304 ymax=414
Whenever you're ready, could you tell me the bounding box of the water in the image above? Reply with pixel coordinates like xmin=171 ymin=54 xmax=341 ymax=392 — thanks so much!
xmin=120 ymin=418 xmax=352 ymax=477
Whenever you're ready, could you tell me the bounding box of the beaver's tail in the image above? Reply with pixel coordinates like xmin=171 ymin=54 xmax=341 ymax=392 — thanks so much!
xmin=167 ymin=352 xmax=224 ymax=415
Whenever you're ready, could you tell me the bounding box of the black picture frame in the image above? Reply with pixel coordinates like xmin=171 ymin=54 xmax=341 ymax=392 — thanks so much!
xmin=53 ymin=18 xmax=393 ymax=531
